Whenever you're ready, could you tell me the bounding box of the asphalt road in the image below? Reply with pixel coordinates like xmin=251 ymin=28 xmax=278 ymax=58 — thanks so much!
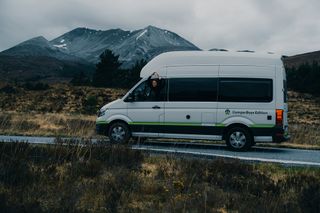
xmin=1 ymin=135 xmax=320 ymax=167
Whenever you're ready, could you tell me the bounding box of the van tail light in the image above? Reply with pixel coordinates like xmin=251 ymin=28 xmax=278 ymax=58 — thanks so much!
xmin=276 ymin=109 xmax=283 ymax=126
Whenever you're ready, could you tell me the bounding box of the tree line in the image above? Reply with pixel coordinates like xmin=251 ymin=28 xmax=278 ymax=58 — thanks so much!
xmin=286 ymin=61 xmax=320 ymax=96
xmin=71 ymin=49 xmax=146 ymax=88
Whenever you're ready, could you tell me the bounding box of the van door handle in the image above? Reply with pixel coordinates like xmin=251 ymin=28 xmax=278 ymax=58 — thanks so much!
xmin=152 ymin=105 xmax=161 ymax=109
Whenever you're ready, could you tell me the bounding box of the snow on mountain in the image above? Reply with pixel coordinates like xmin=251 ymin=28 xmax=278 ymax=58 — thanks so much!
xmin=53 ymin=43 xmax=67 ymax=49
xmin=50 ymin=25 xmax=200 ymax=67
xmin=50 ymin=27 xmax=133 ymax=64
xmin=0 ymin=26 xmax=200 ymax=70
xmin=136 ymin=29 xmax=148 ymax=41
xmin=1 ymin=36 xmax=80 ymax=61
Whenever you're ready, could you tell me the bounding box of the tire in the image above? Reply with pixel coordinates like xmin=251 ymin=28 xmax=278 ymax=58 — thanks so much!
xmin=225 ymin=127 xmax=253 ymax=151
xmin=108 ymin=122 xmax=131 ymax=144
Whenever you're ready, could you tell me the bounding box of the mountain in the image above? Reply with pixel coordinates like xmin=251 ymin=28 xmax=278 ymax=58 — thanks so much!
xmin=0 ymin=36 xmax=95 ymax=82
xmin=0 ymin=55 xmax=94 ymax=82
xmin=1 ymin=36 xmax=83 ymax=62
xmin=50 ymin=25 xmax=200 ymax=67
xmin=0 ymin=26 xmax=200 ymax=82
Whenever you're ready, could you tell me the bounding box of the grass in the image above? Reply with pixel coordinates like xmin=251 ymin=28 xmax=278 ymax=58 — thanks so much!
xmin=285 ymin=91 xmax=320 ymax=148
xmin=0 ymin=83 xmax=126 ymax=114
xmin=0 ymin=142 xmax=319 ymax=212
xmin=0 ymin=83 xmax=125 ymax=138
xmin=0 ymin=112 xmax=96 ymax=137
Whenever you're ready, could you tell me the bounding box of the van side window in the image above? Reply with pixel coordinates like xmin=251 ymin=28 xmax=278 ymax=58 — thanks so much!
xmin=131 ymin=79 xmax=167 ymax=102
xmin=169 ymin=78 xmax=218 ymax=101
xmin=218 ymin=78 xmax=273 ymax=102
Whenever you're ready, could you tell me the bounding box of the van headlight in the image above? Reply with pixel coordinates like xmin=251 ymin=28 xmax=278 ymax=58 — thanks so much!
xmin=97 ymin=109 xmax=107 ymax=117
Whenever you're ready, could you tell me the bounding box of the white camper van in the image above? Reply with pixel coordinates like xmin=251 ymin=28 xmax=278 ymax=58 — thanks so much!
xmin=96 ymin=51 xmax=289 ymax=151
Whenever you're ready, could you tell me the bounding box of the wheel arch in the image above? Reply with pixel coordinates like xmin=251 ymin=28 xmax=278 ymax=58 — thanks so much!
xmin=104 ymin=115 xmax=132 ymax=136
xmin=108 ymin=119 xmax=129 ymax=126
xmin=107 ymin=114 xmax=132 ymax=124
xmin=222 ymin=123 xmax=253 ymax=140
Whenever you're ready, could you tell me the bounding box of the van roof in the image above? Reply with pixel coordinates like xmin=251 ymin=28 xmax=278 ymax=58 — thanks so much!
xmin=140 ymin=51 xmax=283 ymax=78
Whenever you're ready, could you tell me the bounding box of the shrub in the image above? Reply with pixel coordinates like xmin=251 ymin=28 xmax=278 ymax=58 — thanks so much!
xmin=22 ymin=82 xmax=50 ymax=91
xmin=287 ymin=61 xmax=320 ymax=96
xmin=0 ymin=85 xmax=17 ymax=94
xmin=82 ymin=95 xmax=98 ymax=114
xmin=299 ymin=181 xmax=320 ymax=212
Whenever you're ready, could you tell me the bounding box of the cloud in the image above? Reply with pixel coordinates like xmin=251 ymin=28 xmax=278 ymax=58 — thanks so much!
xmin=0 ymin=0 xmax=320 ymax=55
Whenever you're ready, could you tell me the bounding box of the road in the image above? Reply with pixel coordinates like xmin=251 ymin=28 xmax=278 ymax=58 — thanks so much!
xmin=1 ymin=135 xmax=320 ymax=167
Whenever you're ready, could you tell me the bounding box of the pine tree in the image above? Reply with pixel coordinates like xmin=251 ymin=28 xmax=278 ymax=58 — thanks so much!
xmin=70 ymin=71 xmax=90 ymax=86
xmin=287 ymin=61 xmax=320 ymax=96
xmin=92 ymin=50 xmax=122 ymax=87
xmin=127 ymin=59 xmax=147 ymax=87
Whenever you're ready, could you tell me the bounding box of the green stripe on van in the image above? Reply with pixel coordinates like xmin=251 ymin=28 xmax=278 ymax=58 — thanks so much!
xmin=97 ymin=121 xmax=274 ymax=128
xmin=250 ymin=124 xmax=275 ymax=128
xmin=96 ymin=121 xmax=109 ymax=125
xmin=128 ymin=122 xmax=201 ymax=126
xmin=164 ymin=122 xmax=201 ymax=126
xmin=215 ymin=123 xmax=226 ymax=127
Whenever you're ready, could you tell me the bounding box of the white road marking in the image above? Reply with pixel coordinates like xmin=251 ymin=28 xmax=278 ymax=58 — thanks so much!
xmin=132 ymin=146 xmax=320 ymax=167
xmin=1 ymin=135 xmax=320 ymax=167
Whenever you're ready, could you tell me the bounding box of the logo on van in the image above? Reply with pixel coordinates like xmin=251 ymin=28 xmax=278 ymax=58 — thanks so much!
xmin=225 ymin=109 xmax=231 ymax=115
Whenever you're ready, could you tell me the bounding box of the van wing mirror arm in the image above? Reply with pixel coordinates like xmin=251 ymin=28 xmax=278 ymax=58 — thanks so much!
xmin=125 ymin=92 xmax=135 ymax=102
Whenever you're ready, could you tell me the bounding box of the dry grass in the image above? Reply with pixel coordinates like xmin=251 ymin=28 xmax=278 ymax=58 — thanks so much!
xmin=0 ymin=142 xmax=319 ymax=212
xmin=286 ymin=91 xmax=320 ymax=147
xmin=0 ymin=83 xmax=125 ymax=137
xmin=288 ymin=91 xmax=320 ymax=125
xmin=0 ymin=112 xmax=96 ymax=137
xmin=0 ymin=83 xmax=126 ymax=114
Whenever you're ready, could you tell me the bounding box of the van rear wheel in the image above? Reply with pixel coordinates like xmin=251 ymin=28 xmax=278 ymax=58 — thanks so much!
xmin=108 ymin=122 xmax=131 ymax=144
xmin=226 ymin=127 xmax=252 ymax=151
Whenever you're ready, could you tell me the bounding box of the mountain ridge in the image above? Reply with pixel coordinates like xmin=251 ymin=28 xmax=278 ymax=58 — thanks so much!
xmin=1 ymin=36 xmax=85 ymax=62
xmin=1 ymin=25 xmax=320 ymax=83
xmin=282 ymin=50 xmax=320 ymax=68
xmin=49 ymin=25 xmax=200 ymax=67
xmin=0 ymin=25 xmax=200 ymax=82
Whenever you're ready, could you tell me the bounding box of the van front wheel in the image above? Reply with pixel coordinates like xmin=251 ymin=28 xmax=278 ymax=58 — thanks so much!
xmin=226 ymin=127 xmax=252 ymax=151
xmin=108 ymin=122 xmax=131 ymax=144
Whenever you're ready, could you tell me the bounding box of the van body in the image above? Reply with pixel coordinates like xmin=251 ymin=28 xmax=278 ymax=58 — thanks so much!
xmin=96 ymin=51 xmax=290 ymax=151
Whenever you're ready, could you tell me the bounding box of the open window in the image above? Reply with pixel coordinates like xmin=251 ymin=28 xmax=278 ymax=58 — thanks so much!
xmin=126 ymin=78 xmax=167 ymax=102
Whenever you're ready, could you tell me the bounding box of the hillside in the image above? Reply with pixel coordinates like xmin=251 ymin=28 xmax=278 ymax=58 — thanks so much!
xmin=51 ymin=26 xmax=200 ymax=67
xmin=1 ymin=25 xmax=320 ymax=84
xmin=1 ymin=36 xmax=83 ymax=62
xmin=0 ymin=26 xmax=200 ymax=82
xmin=283 ymin=50 xmax=320 ymax=68
xmin=0 ymin=55 xmax=95 ymax=83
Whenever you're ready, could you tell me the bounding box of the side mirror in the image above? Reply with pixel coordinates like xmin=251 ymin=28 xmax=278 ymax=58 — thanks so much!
xmin=125 ymin=93 xmax=135 ymax=102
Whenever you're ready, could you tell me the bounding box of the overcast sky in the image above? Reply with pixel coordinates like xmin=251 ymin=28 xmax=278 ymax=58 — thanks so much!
xmin=1 ymin=0 xmax=319 ymax=55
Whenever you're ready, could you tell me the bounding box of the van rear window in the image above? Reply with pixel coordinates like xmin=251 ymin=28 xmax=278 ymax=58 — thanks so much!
xmin=218 ymin=78 xmax=273 ymax=102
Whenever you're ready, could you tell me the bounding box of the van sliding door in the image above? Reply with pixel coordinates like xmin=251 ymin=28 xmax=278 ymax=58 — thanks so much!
xmin=162 ymin=66 xmax=219 ymax=138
